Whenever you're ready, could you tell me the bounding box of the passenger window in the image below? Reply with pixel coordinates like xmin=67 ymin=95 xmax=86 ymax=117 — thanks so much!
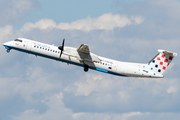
xmin=48 ymin=49 xmax=49 ymax=51
xmin=43 ymin=48 xmax=44 ymax=50
xmin=37 ymin=46 xmax=39 ymax=48
xmin=40 ymin=47 xmax=41 ymax=49
xmin=53 ymin=50 xmax=54 ymax=52
xmin=45 ymin=48 xmax=47 ymax=50
xmin=50 ymin=49 xmax=52 ymax=51
xmin=34 ymin=45 xmax=36 ymax=48
xmin=55 ymin=51 xmax=57 ymax=53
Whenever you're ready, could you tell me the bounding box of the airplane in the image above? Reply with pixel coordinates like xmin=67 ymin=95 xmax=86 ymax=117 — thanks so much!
xmin=3 ymin=38 xmax=177 ymax=78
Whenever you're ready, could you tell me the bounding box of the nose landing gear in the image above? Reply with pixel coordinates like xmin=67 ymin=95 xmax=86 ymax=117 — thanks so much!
xmin=6 ymin=49 xmax=10 ymax=53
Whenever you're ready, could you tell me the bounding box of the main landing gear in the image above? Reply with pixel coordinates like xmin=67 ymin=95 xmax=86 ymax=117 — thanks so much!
xmin=6 ymin=49 xmax=10 ymax=53
xmin=84 ymin=64 xmax=89 ymax=72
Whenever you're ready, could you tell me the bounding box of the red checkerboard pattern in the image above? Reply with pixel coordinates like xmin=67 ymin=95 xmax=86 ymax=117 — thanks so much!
xmin=164 ymin=59 xmax=168 ymax=63
xmin=163 ymin=66 xmax=166 ymax=70
xmin=149 ymin=53 xmax=174 ymax=74
xmin=169 ymin=56 xmax=173 ymax=60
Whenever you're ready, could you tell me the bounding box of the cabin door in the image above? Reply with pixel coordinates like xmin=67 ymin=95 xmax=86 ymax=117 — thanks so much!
xmin=112 ymin=63 xmax=118 ymax=72
xmin=27 ymin=41 xmax=32 ymax=51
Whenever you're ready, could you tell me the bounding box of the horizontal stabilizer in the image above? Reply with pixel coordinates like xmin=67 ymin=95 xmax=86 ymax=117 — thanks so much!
xmin=158 ymin=49 xmax=177 ymax=56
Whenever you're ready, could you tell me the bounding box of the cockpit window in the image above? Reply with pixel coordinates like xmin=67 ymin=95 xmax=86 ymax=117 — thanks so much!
xmin=14 ymin=39 xmax=22 ymax=42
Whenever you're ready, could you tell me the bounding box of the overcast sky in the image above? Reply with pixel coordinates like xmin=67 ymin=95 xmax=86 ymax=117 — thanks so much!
xmin=0 ymin=0 xmax=180 ymax=120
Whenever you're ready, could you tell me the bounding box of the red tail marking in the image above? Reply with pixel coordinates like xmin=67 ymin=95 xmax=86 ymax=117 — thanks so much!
xmin=164 ymin=59 xmax=168 ymax=63
xmin=169 ymin=56 xmax=173 ymax=60
xmin=163 ymin=66 xmax=166 ymax=70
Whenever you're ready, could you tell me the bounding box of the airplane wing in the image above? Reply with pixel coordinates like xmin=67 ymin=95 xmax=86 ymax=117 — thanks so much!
xmin=77 ymin=44 xmax=101 ymax=63
xmin=77 ymin=44 xmax=90 ymax=54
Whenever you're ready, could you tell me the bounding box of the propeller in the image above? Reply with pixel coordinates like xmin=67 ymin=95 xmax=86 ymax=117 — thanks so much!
xmin=58 ymin=38 xmax=65 ymax=58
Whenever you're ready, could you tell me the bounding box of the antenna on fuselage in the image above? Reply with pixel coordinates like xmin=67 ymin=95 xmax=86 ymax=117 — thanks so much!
xmin=58 ymin=38 xmax=65 ymax=58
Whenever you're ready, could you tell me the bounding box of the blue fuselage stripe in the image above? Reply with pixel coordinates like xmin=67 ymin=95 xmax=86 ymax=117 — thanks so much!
xmin=96 ymin=68 xmax=108 ymax=72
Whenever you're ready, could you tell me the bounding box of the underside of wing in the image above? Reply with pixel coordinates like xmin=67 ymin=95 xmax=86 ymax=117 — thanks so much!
xmin=77 ymin=44 xmax=89 ymax=54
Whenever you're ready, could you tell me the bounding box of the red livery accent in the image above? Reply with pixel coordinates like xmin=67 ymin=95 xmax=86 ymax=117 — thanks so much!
xmin=157 ymin=57 xmax=160 ymax=60
xmin=167 ymin=63 xmax=169 ymax=67
xmin=163 ymin=66 xmax=166 ymax=70
xmin=161 ymin=54 xmax=165 ymax=58
xmin=160 ymin=62 xmax=163 ymax=65
xmin=164 ymin=59 xmax=168 ymax=63
xmin=169 ymin=56 xmax=173 ymax=60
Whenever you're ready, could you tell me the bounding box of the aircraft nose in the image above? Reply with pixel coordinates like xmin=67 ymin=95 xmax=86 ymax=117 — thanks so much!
xmin=3 ymin=41 xmax=11 ymax=46
xmin=3 ymin=41 xmax=12 ymax=50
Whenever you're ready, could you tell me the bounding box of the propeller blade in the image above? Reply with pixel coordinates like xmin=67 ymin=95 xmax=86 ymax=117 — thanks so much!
xmin=62 ymin=38 xmax=65 ymax=51
xmin=59 ymin=50 xmax=63 ymax=58
xmin=58 ymin=38 xmax=65 ymax=58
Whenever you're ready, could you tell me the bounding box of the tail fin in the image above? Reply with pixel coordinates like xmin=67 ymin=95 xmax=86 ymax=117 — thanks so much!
xmin=146 ymin=49 xmax=177 ymax=75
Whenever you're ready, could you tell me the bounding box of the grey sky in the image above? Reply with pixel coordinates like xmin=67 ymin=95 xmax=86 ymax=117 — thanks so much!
xmin=0 ymin=0 xmax=180 ymax=120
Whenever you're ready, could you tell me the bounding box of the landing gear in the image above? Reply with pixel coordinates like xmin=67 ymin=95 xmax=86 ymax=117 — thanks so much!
xmin=6 ymin=49 xmax=10 ymax=53
xmin=84 ymin=64 xmax=89 ymax=72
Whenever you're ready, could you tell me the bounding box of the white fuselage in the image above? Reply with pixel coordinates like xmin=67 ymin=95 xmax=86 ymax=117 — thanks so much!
xmin=3 ymin=38 xmax=164 ymax=78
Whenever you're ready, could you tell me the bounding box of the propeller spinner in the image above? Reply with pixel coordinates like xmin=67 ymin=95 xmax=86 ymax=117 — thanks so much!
xmin=58 ymin=38 xmax=65 ymax=58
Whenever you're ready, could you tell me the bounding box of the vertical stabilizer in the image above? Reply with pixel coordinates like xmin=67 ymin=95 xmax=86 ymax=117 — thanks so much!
xmin=146 ymin=49 xmax=177 ymax=75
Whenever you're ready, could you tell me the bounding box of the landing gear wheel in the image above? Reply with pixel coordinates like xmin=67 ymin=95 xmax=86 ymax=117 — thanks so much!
xmin=6 ymin=49 xmax=10 ymax=53
xmin=84 ymin=64 xmax=89 ymax=72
